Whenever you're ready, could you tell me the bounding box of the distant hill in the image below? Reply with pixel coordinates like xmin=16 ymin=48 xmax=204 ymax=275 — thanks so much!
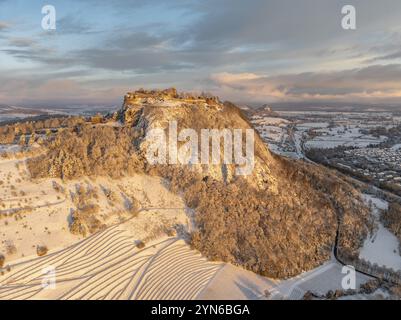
xmin=20 ymin=88 xmax=372 ymax=278
xmin=268 ymin=102 xmax=401 ymax=112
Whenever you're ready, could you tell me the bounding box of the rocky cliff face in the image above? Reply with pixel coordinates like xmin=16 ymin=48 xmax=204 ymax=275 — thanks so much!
xmin=117 ymin=88 xmax=278 ymax=191
xmin=25 ymin=88 xmax=372 ymax=278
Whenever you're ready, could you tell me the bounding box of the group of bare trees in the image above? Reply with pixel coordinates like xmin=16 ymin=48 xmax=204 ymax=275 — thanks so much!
xmin=27 ymin=125 xmax=145 ymax=179
xmin=0 ymin=116 xmax=85 ymax=144
xmin=156 ymin=156 xmax=371 ymax=279
xmin=339 ymin=251 xmax=401 ymax=285
xmin=382 ymin=202 xmax=401 ymax=251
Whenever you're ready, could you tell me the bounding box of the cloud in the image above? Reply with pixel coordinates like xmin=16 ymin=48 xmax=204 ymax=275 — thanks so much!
xmin=369 ymin=50 xmax=401 ymax=63
xmin=57 ymin=15 xmax=97 ymax=34
xmin=72 ymin=48 xmax=191 ymax=73
xmin=8 ymin=37 xmax=36 ymax=48
xmin=1 ymin=36 xmax=74 ymax=66
xmin=0 ymin=21 xmax=9 ymax=31
xmin=183 ymin=0 xmax=401 ymax=52
xmin=210 ymin=65 xmax=401 ymax=103
xmin=211 ymin=72 xmax=263 ymax=83
xmin=110 ymin=32 xmax=169 ymax=50
xmin=1 ymin=47 xmax=72 ymax=66
xmin=0 ymin=77 xmax=125 ymax=105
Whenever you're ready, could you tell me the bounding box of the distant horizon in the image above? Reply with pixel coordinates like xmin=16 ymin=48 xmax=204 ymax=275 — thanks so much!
xmin=2 ymin=95 xmax=401 ymax=113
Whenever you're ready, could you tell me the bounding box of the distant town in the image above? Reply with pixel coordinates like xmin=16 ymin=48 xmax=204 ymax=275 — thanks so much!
xmin=247 ymin=106 xmax=401 ymax=196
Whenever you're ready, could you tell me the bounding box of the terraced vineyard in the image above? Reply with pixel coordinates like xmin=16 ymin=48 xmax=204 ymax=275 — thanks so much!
xmin=0 ymin=226 xmax=222 ymax=300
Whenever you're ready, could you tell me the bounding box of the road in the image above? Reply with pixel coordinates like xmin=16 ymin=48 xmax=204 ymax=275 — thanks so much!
xmin=288 ymin=132 xmax=400 ymax=283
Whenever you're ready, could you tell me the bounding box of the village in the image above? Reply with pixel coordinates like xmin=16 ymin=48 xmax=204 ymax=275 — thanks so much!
xmin=248 ymin=107 xmax=401 ymax=195
xmin=338 ymin=146 xmax=401 ymax=185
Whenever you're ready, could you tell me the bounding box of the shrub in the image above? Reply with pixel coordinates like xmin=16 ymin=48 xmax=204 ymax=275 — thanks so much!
xmin=69 ymin=205 xmax=104 ymax=237
xmin=27 ymin=125 xmax=144 ymax=179
xmin=5 ymin=241 xmax=17 ymax=255
xmin=90 ymin=114 xmax=104 ymax=124
xmin=36 ymin=245 xmax=48 ymax=257
xmin=0 ymin=254 xmax=5 ymax=268
xmin=166 ymin=228 xmax=177 ymax=237
xmin=136 ymin=241 xmax=145 ymax=249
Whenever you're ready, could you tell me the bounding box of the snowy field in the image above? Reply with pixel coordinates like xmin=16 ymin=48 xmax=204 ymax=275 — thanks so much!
xmin=359 ymin=194 xmax=401 ymax=271
xmin=257 ymin=125 xmax=285 ymax=142
xmin=392 ymin=144 xmax=401 ymax=151
xmin=251 ymin=116 xmax=289 ymax=126
xmin=297 ymin=122 xmax=329 ymax=129
xmin=250 ymin=111 xmax=393 ymax=156
xmin=0 ymin=144 xmax=20 ymax=154
xmin=0 ymin=227 xmax=372 ymax=300
xmin=0 ymin=154 xmax=376 ymax=300
xmin=304 ymin=126 xmax=386 ymax=149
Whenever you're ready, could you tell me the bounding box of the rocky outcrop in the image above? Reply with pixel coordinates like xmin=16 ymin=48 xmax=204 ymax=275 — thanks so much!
xmin=118 ymin=88 xmax=277 ymax=191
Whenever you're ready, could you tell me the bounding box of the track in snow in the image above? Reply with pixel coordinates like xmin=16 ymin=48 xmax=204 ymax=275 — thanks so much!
xmin=0 ymin=226 xmax=222 ymax=300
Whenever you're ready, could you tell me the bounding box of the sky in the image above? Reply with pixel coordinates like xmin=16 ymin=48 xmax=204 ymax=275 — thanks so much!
xmin=1 ymin=0 xmax=401 ymax=107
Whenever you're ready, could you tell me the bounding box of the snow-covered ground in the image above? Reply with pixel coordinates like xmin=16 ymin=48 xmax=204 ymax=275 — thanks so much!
xmin=359 ymin=194 xmax=401 ymax=271
xmin=360 ymin=225 xmax=401 ymax=271
xmin=257 ymin=125 xmax=285 ymax=141
xmin=251 ymin=116 xmax=289 ymax=126
xmin=270 ymin=260 xmax=371 ymax=300
xmin=0 ymin=144 xmax=20 ymax=154
xmin=391 ymin=144 xmax=401 ymax=151
xmin=0 ymin=154 xmax=374 ymax=300
xmin=297 ymin=122 xmax=329 ymax=129
xmin=304 ymin=126 xmax=386 ymax=149
xmin=200 ymin=258 xmax=369 ymax=300
xmin=0 ymin=156 xmax=190 ymax=263
xmin=0 ymin=233 xmax=223 ymax=300
xmin=250 ymin=111 xmax=391 ymax=157
xmin=0 ymin=227 xmax=372 ymax=300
